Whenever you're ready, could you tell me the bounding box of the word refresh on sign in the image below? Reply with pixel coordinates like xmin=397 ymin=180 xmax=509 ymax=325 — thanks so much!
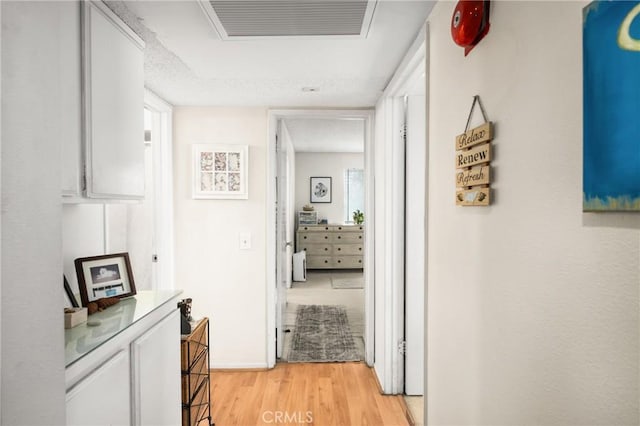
xmin=456 ymin=166 xmax=489 ymax=186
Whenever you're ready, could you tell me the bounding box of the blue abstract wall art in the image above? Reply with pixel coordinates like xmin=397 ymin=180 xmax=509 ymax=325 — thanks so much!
xmin=583 ymin=1 xmax=640 ymax=211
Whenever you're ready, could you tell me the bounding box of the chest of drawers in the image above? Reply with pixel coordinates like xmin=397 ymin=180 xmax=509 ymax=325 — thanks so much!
xmin=296 ymin=225 xmax=364 ymax=269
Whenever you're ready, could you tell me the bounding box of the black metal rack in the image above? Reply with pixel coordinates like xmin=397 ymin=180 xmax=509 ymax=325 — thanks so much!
xmin=181 ymin=318 xmax=213 ymax=426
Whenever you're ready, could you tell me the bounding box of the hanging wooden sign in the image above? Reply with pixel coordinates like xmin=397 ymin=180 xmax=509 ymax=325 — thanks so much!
xmin=455 ymin=142 xmax=491 ymax=169
xmin=455 ymin=95 xmax=494 ymax=207
xmin=456 ymin=165 xmax=490 ymax=188
xmin=456 ymin=187 xmax=490 ymax=206
xmin=455 ymin=122 xmax=492 ymax=150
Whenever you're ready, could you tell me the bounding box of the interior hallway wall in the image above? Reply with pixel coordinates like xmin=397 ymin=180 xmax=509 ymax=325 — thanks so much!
xmin=294 ymin=152 xmax=364 ymax=224
xmin=426 ymin=2 xmax=639 ymax=425
xmin=1 ymin=2 xmax=66 ymax=424
xmin=173 ymin=107 xmax=268 ymax=368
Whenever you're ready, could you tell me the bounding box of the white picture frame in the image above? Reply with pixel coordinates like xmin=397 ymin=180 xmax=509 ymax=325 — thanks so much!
xmin=192 ymin=144 xmax=249 ymax=199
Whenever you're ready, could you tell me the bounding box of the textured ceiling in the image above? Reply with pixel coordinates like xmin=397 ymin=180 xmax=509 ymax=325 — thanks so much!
xmin=106 ymin=0 xmax=434 ymax=107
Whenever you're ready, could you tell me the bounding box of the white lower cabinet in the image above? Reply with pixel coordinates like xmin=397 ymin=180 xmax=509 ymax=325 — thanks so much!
xmin=132 ymin=310 xmax=181 ymax=426
xmin=66 ymin=350 xmax=131 ymax=426
xmin=65 ymin=293 xmax=182 ymax=426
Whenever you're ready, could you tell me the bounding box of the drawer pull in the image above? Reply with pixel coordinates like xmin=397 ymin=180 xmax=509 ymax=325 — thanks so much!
xmin=338 ymin=227 xmax=342 ymax=230
xmin=337 ymin=260 xmax=341 ymax=263
xmin=359 ymin=236 xmax=362 ymax=239
xmin=304 ymin=227 xmax=308 ymax=230
xmin=304 ymin=236 xmax=307 ymax=239
xmin=338 ymin=236 xmax=341 ymax=239
xmin=324 ymin=236 xmax=328 ymax=239
xmin=325 ymin=227 xmax=329 ymax=230
xmin=359 ymin=247 xmax=362 ymax=251
xmin=358 ymin=260 xmax=362 ymax=263
xmin=324 ymin=248 xmax=328 ymax=251
xmin=337 ymin=248 xmax=341 ymax=251
xmin=324 ymin=260 xmax=328 ymax=264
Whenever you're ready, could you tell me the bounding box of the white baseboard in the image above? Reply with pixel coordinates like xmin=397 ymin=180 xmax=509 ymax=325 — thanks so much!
xmin=210 ymin=361 xmax=269 ymax=370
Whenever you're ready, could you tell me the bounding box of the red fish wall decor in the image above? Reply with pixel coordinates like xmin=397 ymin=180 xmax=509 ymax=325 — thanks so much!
xmin=451 ymin=0 xmax=491 ymax=56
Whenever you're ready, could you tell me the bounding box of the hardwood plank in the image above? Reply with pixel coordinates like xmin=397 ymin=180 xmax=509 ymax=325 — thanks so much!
xmin=210 ymin=362 xmax=410 ymax=426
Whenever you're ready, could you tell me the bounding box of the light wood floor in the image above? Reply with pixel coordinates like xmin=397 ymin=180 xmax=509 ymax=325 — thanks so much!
xmin=210 ymin=362 xmax=411 ymax=426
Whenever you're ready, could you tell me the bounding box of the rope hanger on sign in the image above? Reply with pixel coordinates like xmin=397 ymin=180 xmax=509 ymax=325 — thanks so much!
xmin=464 ymin=95 xmax=489 ymax=133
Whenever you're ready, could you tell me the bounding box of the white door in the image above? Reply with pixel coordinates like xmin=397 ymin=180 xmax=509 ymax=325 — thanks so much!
xmin=66 ymin=350 xmax=131 ymax=426
xmin=131 ymin=310 xmax=181 ymax=425
xmin=404 ymin=93 xmax=426 ymax=395
xmin=275 ymin=122 xmax=292 ymax=358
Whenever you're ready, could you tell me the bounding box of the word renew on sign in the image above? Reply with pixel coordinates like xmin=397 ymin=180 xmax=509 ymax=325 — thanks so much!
xmin=455 ymin=122 xmax=493 ymax=206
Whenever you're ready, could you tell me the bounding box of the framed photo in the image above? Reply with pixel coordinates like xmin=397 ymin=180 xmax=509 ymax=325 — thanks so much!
xmin=310 ymin=177 xmax=332 ymax=203
xmin=74 ymin=253 xmax=137 ymax=307
xmin=193 ymin=144 xmax=249 ymax=199
xmin=64 ymin=275 xmax=80 ymax=308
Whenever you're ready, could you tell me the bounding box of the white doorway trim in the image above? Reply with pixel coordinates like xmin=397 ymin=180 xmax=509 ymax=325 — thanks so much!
xmin=374 ymin=23 xmax=427 ymax=394
xmin=266 ymin=108 xmax=375 ymax=368
xmin=144 ymin=89 xmax=174 ymax=291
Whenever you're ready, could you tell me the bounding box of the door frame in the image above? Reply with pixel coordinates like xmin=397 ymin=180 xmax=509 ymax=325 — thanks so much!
xmin=144 ymin=89 xmax=175 ymax=291
xmin=374 ymin=23 xmax=427 ymax=394
xmin=266 ymin=108 xmax=375 ymax=368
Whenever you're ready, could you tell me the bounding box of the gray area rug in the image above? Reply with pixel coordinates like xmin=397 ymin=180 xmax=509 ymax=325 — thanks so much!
xmin=288 ymin=305 xmax=360 ymax=363
xmin=331 ymin=276 xmax=364 ymax=289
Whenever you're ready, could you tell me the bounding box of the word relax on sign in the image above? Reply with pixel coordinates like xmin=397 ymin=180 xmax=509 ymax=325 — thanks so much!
xmin=455 ymin=122 xmax=493 ymax=207
xmin=455 ymin=122 xmax=492 ymax=150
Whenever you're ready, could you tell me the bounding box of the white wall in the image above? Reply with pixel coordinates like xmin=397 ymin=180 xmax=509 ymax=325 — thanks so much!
xmin=427 ymin=2 xmax=639 ymax=425
xmin=1 ymin=2 xmax=66 ymax=424
xmin=294 ymin=152 xmax=364 ymax=224
xmin=63 ymin=159 xmax=155 ymax=298
xmin=173 ymin=107 xmax=268 ymax=368
xmin=63 ymin=204 xmax=107 ymax=298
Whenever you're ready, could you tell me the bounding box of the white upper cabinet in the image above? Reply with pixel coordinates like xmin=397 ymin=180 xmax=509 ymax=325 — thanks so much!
xmin=60 ymin=1 xmax=83 ymax=197
xmin=62 ymin=1 xmax=146 ymax=200
xmin=83 ymin=1 xmax=145 ymax=199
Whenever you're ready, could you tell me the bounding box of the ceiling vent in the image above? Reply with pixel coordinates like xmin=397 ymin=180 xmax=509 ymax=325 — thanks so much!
xmin=198 ymin=0 xmax=377 ymax=40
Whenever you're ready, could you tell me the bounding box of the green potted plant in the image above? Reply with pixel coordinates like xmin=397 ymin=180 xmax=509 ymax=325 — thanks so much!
xmin=352 ymin=209 xmax=364 ymax=225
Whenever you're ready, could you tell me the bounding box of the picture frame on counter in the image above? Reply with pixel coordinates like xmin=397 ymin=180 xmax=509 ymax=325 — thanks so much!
xmin=310 ymin=176 xmax=332 ymax=203
xmin=64 ymin=275 xmax=80 ymax=308
xmin=192 ymin=144 xmax=249 ymax=200
xmin=74 ymin=252 xmax=137 ymax=307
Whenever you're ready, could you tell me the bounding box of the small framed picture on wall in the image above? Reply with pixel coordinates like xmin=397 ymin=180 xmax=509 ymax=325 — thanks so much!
xmin=192 ymin=144 xmax=249 ymax=199
xmin=310 ymin=176 xmax=332 ymax=203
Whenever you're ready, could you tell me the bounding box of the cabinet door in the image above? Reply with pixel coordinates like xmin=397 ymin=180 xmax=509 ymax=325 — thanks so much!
xmin=66 ymin=350 xmax=131 ymax=426
xmin=131 ymin=309 xmax=181 ymax=426
xmin=82 ymin=1 xmax=145 ymax=199
xmin=60 ymin=1 xmax=83 ymax=197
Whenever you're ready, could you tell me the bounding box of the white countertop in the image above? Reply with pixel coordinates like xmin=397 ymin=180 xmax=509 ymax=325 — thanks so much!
xmin=65 ymin=290 xmax=183 ymax=367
